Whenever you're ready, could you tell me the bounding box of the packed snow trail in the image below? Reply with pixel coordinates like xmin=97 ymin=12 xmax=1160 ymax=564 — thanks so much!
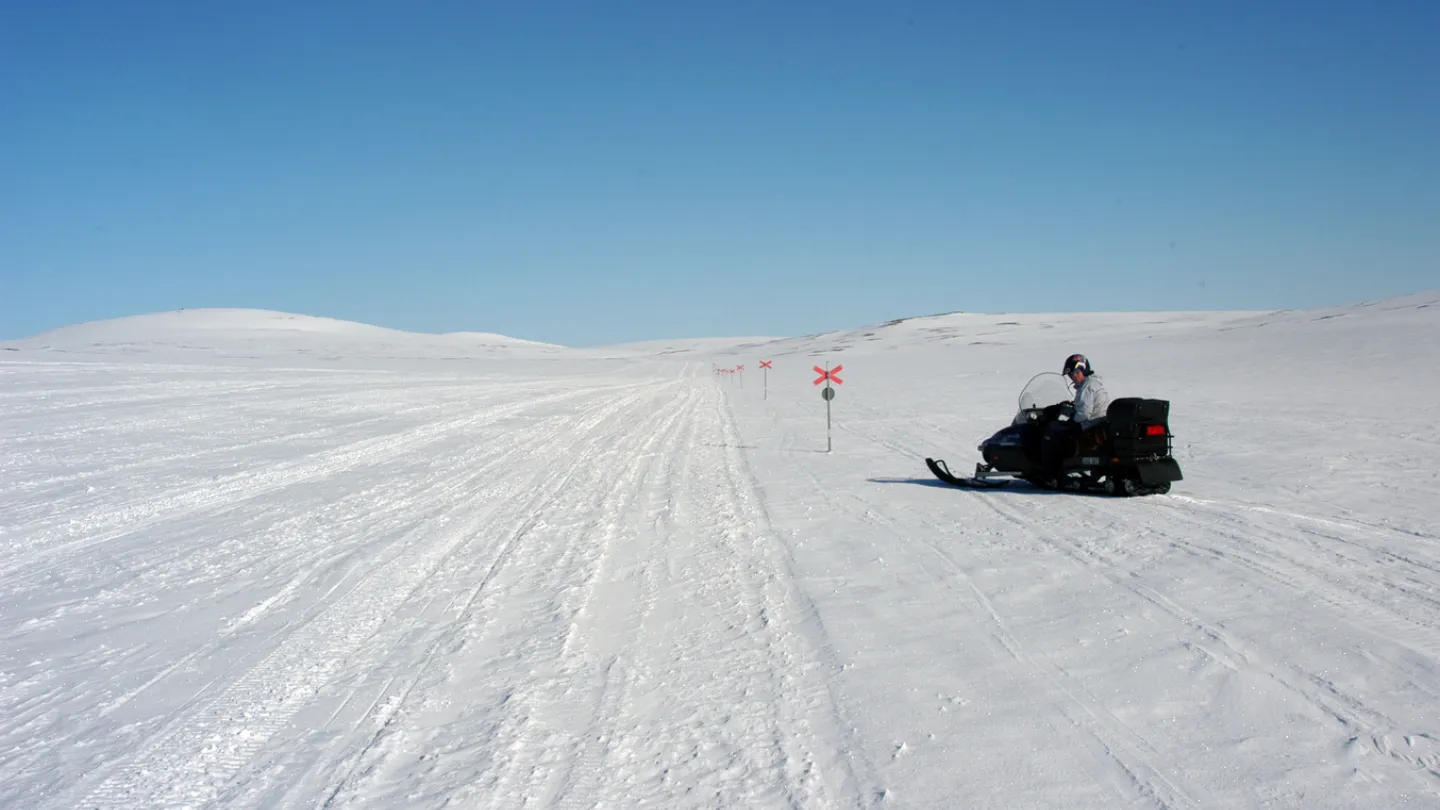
xmin=1 ymin=360 xmax=865 ymax=810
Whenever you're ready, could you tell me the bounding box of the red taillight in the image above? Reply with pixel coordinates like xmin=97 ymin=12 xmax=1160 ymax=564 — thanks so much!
xmin=1144 ymin=425 xmax=1166 ymax=437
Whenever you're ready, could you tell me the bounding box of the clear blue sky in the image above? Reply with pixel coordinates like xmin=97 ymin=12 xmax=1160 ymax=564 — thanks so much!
xmin=4 ymin=1 xmax=1437 ymax=346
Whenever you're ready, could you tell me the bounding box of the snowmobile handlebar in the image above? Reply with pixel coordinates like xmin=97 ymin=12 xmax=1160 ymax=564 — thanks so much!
xmin=1040 ymin=401 xmax=1075 ymax=421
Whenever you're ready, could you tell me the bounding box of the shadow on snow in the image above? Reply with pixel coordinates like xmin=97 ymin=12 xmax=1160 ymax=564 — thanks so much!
xmin=867 ymin=476 xmax=1115 ymax=498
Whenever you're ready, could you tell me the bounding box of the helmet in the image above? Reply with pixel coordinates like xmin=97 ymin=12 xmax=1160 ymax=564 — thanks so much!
xmin=1062 ymin=354 xmax=1090 ymax=376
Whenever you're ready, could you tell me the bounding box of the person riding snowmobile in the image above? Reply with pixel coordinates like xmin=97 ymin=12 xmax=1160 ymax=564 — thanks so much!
xmin=1064 ymin=354 xmax=1110 ymax=422
xmin=924 ymin=353 xmax=1182 ymax=494
xmin=1038 ymin=354 xmax=1111 ymax=481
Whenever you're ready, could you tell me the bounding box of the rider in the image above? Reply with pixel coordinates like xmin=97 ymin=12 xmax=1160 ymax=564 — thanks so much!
xmin=1041 ymin=354 xmax=1111 ymax=483
xmin=1063 ymin=354 xmax=1110 ymax=422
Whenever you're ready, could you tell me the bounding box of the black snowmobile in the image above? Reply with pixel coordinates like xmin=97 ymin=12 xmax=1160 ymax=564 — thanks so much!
xmin=926 ymin=372 xmax=1183 ymax=496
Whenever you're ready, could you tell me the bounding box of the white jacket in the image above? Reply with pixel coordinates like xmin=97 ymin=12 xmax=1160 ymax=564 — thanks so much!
xmin=1073 ymin=373 xmax=1111 ymax=422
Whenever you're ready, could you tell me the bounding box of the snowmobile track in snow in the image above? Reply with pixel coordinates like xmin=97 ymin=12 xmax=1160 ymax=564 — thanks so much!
xmin=56 ymin=383 xmax=662 ymax=809
xmin=0 ymin=383 xmax=610 ymax=595
xmin=974 ymin=492 xmax=1440 ymax=797
xmin=799 ymin=463 xmax=1203 ymax=808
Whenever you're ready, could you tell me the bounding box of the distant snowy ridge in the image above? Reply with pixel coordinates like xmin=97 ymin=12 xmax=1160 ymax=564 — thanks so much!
xmin=438 ymin=330 xmax=559 ymax=347
xmin=698 ymin=290 xmax=1440 ymax=362
xmin=5 ymin=293 xmax=1436 ymax=368
xmin=2 ymin=308 xmax=570 ymax=366
xmin=12 ymin=308 xmax=560 ymax=347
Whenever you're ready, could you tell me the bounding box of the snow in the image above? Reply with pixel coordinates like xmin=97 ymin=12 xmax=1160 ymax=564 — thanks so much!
xmin=9 ymin=309 xmax=568 ymax=368
xmin=2 ymin=294 xmax=1439 ymax=809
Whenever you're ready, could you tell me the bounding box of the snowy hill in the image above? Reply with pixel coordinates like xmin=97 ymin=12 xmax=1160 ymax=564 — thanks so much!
xmin=4 ymin=308 xmax=568 ymax=366
xmin=2 ymin=291 xmax=1439 ymax=809
xmin=591 ymin=335 xmax=790 ymax=357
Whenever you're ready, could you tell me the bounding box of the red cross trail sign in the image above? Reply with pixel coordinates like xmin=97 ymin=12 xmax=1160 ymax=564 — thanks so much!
xmin=759 ymin=361 xmax=772 ymax=369
xmin=813 ymin=362 xmax=845 ymax=452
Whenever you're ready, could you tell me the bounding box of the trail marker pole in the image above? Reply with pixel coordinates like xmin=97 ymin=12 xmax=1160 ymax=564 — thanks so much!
xmin=813 ymin=363 xmax=844 ymax=452
xmin=759 ymin=360 xmax=772 ymax=400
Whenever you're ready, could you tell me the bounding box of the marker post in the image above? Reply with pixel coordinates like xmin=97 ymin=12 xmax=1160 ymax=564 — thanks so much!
xmin=813 ymin=363 xmax=845 ymax=453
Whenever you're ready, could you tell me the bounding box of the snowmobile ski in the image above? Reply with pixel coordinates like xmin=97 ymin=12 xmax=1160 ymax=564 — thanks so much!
xmin=925 ymin=458 xmax=1010 ymax=489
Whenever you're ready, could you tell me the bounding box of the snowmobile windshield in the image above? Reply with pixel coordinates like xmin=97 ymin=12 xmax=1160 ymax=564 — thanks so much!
xmin=1017 ymin=372 xmax=1072 ymax=414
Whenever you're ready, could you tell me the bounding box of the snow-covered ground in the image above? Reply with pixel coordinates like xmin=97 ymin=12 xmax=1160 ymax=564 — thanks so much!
xmin=2 ymin=296 xmax=1438 ymax=809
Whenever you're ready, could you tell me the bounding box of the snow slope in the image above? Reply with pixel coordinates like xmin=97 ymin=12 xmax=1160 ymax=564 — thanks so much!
xmin=2 ymin=293 xmax=1438 ymax=809
xmin=5 ymin=309 xmax=568 ymax=368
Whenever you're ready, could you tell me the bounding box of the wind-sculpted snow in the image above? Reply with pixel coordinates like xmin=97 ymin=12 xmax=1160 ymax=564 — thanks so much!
xmin=1 ymin=292 xmax=1438 ymax=808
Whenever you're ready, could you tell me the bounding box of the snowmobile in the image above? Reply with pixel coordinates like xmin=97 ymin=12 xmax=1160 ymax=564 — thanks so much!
xmin=926 ymin=372 xmax=1183 ymax=496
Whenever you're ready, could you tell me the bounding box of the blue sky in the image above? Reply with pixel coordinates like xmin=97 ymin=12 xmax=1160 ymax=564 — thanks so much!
xmin=4 ymin=1 xmax=1437 ymax=346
